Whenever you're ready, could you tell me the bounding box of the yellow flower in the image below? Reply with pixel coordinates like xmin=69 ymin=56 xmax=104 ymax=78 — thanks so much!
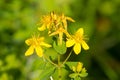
xmin=72 ymin=62 xmax=83 ymax=73
xmin=38 ymin=15 xmax=52 ymax=31
xmin=49 ymin=27 xmax=70 ymax=44
xmin=70 ymin=62 xmax=88 ymax=78
xmin=66 ymin=28 xmax=89 ymax=54
xmin=38 ymin=12 xmax=75 ymax=34
xmin=60 ymin=13 xmax=75 ymax=30
xmin=76 ymin=62 xmax=83 ymax=73
xmin=38 ymin=12 xmax=61 ymax=34
xmin=25 ymin=36 xmax=51 ymax=57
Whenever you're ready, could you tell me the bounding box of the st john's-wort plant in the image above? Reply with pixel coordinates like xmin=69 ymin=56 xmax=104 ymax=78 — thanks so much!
xmin=25 ymin=12 xmax=89 ymax=80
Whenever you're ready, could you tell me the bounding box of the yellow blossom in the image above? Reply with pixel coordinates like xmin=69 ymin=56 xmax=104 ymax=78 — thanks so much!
xmin=38 ymin=12 xmax=75 ymax=34
xmin=49 ymin=27 xmax=70 ymax=44
xmin=38 ymin=12 xmax=60 ymax=31
xmin=66 ymin=28 xmax=89 ymax=54
xmin=70 ymin=62 xmax=88 ymax=78
xmin=72 ymin=62 xmax=83 ymax=73
xmin=25 ymin=36 xmax=51 ymax=57
xmin=38 ymin=15 xmax=52 ymax=31
xmin=60 ymin=13 xmax=75 ymax=30
xmin=76 ymin=62 xmax=83 ymax=73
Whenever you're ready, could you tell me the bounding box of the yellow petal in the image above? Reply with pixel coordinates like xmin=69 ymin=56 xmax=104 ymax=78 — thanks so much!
xmin=25 ymin=46 xmax=34 ymax=56
xmin=76 ymin=62 xmax=83 ymax=72
xmin=35 ymin=46 xmax=43 ymax=57
xmin=53 ymin=13 xmax=57 ymax=20
xmin=66 ymin=39 xmax=75 ymax=47
xmin=38 ymin=24 xmax=46 ymax=31
xmin=47 ymin=23 xmax=51 ymax=29
xmin=49 ymin=31 xmax=58 ymax=36
xmin=66 ymin=17 xmax=75 ymax=22
xmin=38 ymin=37 xmax=44 ymax=42
xmin=50 ymin=12 xmax=54 ymax=17
xmin=40 ymin=42 xmax=51 ymax=47
xmin=81 ymin=41 xmax=89 ymax=50
xmin=63 ymin=29 xmax=71 ymax=38
xmin=73 ymin=43 xmax=81 ymax=55
xmin=63 ymin=20 xmax=67 ymax=30
xmin=25 ymin=39 xmax=32 ymax=45
xmin=50 ymin=11 xmax=57 ymax=20
xmin=76 ymin=28 xmax=84 ymax=36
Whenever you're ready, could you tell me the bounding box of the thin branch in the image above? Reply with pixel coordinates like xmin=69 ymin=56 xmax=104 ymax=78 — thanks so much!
xmin=43 ymin=54 xmax=58 ymax=67
xmin=62 ymin=50 xmax=73 ymax=66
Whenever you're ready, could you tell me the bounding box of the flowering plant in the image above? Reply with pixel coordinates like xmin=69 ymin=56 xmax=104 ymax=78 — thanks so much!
xmin=25 ymin=12 xmax=89 ymax=80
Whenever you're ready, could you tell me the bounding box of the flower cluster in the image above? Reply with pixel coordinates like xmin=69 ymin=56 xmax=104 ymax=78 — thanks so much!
xmin=69 ymin=62 xmax=88 ymax=79
xmin=38 ymin=12 xmax=75 ymax=32
xmin=38 ymin=12 xmax=75 ymax=44
xmin=25 ymin=12 xmax=89 ymax=57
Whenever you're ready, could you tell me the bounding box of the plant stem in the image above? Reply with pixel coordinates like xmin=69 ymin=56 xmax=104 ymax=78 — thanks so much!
xmin=43 ymin=54 xmax=58 ymax=67
xmin=43 ymin=50 xmax=73 ymax=80
xmin=58 ymin=54 xmax=61 ymax=80
xmin=62 ymin=49 xmax=73 ymax=66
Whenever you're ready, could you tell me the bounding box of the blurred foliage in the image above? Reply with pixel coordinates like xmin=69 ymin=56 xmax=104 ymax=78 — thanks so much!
xmin=0 ymin=0 xmax=120 ymax=80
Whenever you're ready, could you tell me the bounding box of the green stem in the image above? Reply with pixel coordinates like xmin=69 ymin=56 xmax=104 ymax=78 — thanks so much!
xmin=43 ymin=54 xmax=58 ymax=67
xmin=62 ymin=50 xmax=73 ymax=66
xmin=58 ymin=54 xmax=61 ymax=80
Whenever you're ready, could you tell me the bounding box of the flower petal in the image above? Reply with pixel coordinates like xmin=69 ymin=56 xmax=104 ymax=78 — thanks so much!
xmin=38 ymin=24 xmax=46 ymax=31
xmin=63 ymin=29 xmax=71 ymax=38
xmin=76 ymin=28 xmax=84 ymax=36
xmin=63 ymin=20 xmax=67 ymax=30
xmin=25 ymin=39 xmax=32 ymax=45
xmin=40 ymin=42 xmax=52 ymax=47
xmin=81 ymin=41 xmax=89 ymax=50
xmin=73 ymin=43 xmax=81 ymax=55
xmin=66 ymin=17 xmax=75 ymax=22
xmin=49 ymin=31 xmax=58 ymax=36
xmin=35 ymin=46 xmax=43 ymax=57
xmin=38 ymin=37 xmax=44 ymax=42
xmin=66 ymin=39 xmax=75 ymax=47
xmin=47 ymin=23 xmax=51 ymax=29
xmin=25 ymin=46 xmax=34 ymax=56
xmin=76 ymin=62 xmax=83 ymax=72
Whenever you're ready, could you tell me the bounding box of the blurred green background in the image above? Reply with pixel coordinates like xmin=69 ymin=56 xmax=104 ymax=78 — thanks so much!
xmin=0 ymin=0 xmax=120 ymax=80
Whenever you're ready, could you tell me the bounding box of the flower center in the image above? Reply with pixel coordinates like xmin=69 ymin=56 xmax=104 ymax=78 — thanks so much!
xmin=73 ymin=34 xmax=83 ymax=43
xmin=32 ymin=37 xmax=43 ymax=47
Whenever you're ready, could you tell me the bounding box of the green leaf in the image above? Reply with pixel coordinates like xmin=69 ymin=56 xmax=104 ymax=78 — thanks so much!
xmin=69 ymin=73 xmax=78 ymax=78
xmin=52 ymin=67 xmax=70 ymax=80
xmin=75 ymin=77 xmax=81 ymax=80
xmin=39 ymin=62 xmax=56 ymax=80
xmin=32 ymin=58 xmax=46 ymax=70
xmin=31 ymin=59 xmax=56 ymax=80
xmin=79 ymin=73 xmax=88 ymax=77
xmin=65 ymin=62 xmax=78 ymax=69
xmin=44 ymin=48 xmax=58 ymax=60
xmin=53 ymin=41 xmax=67 ymax=54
